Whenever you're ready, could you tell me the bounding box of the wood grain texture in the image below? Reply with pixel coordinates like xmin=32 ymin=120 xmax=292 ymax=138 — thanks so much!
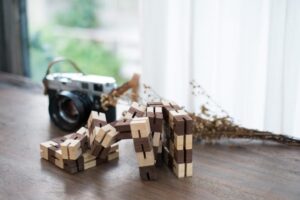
xmin=0 ymin=73 xmax=299 ymax=200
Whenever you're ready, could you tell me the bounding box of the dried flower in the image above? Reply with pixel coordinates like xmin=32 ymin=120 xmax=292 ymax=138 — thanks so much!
xmin=102 ymin=76 xmax=300 ymax=146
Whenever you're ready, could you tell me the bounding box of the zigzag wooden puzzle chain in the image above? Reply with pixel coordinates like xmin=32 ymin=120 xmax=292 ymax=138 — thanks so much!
xmin=40 ymin=101 xmax=193 ymax=180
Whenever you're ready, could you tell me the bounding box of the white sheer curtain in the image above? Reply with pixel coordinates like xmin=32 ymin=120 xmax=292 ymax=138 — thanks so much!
xmin=140 ymin=0 xmax=300 ymax=138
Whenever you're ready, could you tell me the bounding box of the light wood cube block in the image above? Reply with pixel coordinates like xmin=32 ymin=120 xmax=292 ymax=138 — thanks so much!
xmin=61 ymin=139 xmax=82 ymax=160
xmin=84 ymin=160 xmax=96 ymax=170
xmin=185 ymin=134 xmax=193 ymax=150
xmin=152 ymin=132 xmax=161 ymax=147
xmin=76 ymin=127 xmax=88 ymax=136
xmin=131 ymin=102 xmax=146 ymax=112
xmin=130 ymin=117 xmax=151 ymax=138
xmin=87 ymin=111 xmax=106 ymax=129
xmin=54 ymin=149 xmax=64 ymax=169
xmin=136 ymin=150 xmax=155 ymax=167
xmin=40 ymin=141 xmax=58 ymax=160
xmin=99 ymin=124 xmax=117 ymax=148
xmin=108 ymin=150 xmax=119 ymax=161
xmin=174 ymin=134 xmax=184 ymax=150
xmin=93 ymin=126 xmax=105 ymax=143
xmin=173 ymin=160 xmax=193 ymax=178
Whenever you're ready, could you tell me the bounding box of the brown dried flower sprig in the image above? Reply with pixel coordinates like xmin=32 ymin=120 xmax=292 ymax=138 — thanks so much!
xmin=189 ymin=80 xmax=300 ymax=146
xmin=101 ymin=75 xmax=300 ymax=145
xmin=101 ymin=74 xmax=140 ymax=110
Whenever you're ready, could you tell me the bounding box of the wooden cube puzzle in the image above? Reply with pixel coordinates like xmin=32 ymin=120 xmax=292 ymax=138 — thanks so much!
xmin=87 ymin=111 xmax=107 ymax=145
xmin=40 ymin=101 xmax=193 ymax=180
xmin=40 ymin=111 xmax=119 ymax=174
xmin=124 ymin=102 xmax=146 ymax=119
xmin=114 ymin=118 xmax=132 ymax=140
xmin=130 ymin=117 xmax=157 ymax=180
xmin=162 ymin=103 xmax=193 ymax=178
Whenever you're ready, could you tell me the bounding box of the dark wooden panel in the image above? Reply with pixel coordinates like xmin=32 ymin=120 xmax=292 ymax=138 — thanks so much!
xmin=0 ymin=0 xmax=30 ymax=76
xmin=0 ymin=73 xmax=299 ymax=200
xmin=0 ymin=1 xmax=7 ymax=70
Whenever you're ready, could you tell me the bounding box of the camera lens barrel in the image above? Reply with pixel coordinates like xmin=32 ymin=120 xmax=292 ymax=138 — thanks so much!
xmin=48 ymin=90 xmax=116 ymax=132
xmin=49 ymin=91 xmax=92 ymax=131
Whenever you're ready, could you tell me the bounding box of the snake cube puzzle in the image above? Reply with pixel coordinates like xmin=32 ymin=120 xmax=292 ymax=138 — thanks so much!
xmin=40 ymin=101 xmax=193 ymax=180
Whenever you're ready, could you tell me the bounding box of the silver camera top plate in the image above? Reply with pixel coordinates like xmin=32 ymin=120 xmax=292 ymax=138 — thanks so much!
xmin=46 ymin=73 xmax=116 ymax=95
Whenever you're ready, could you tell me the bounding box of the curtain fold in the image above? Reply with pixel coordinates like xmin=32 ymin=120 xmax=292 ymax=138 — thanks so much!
xmin=141 ymin=0 xmax=300 ymax=138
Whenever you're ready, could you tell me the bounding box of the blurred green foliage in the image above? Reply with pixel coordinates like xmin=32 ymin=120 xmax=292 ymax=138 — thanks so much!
xmin=55 ymin=0 xmax=100 ymax=28
xmin=29 ymin=30 xmax=123 ymax=84
xmin=29 ymin=0 xmax=123 ymax=85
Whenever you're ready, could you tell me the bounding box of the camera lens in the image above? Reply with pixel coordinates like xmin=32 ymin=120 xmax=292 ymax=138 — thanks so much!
xmin=58 ymin=98 xmax=79 ymax=124
xmin=49 ymin=91 xmax=92 ymax=131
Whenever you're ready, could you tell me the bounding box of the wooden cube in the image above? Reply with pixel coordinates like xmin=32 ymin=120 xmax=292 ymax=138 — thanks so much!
xmin=174 ymin=133 xmax=192 ymax=150
xmin=114 ymin=119 xmax=132 ymax=132
xmin=173 ymin=160 xmax=193 ymax=178
xmin=69 ymin=133 xmax=89 ymax=152
xmin=174 ymin=134 xmax=184 ymax=150
xmin=147 ymin=107 xmax=163 ymax=132
xmin=161 ymin=100 xmax=181 ymax=121
xmin=131 ymin=102 xmax=146 ymax=113
xmin=90 ymin=141 xmax=104 ymax=158
xmin=186 ymin=162 xmax=193 ymax=177
xmin=100 ymin=124 xmax=118 ymax=148
xmin=124 ymin=112 xmax=134 ymax=119
xmin=109 ymin=144 xmax=119 ymax=153
xmin=152 ymin=132 xmax=161 ymax=147
xmin=63 ymin=156 xmax=84 ymax=174
xmin=173 ymin=149 xmax=192 ymax=163
xmin=80 ymin=151 xmax=96 ymax=170
xmin=168 ymin=110 xmax=193 ymax=135
xmin=173 ymin=159 xmax=185 ymax=178
xmin=51 ymin=136 xmax=68 ymax=145
xmin=108 ymin=149 xmax=119 ymax=161
xmin=139 ymin=165 xmax=157 ymax=180
xmin=169 ymin=110 xmax=186 ymax=131
xmin=40 ymin=141 xmax=58 ymax=160
xmin=98 ymin=146 xmax=112 ymax=159
xmin=133 ymin=136 xmax=153 ymax=152
xmin=130 ymin=117 xmax=151 ymax=138
xmin=116 ymin=131 xmax=132 ymax=140
xmin=53 ymin=149 xmax=64 ymax=169
xmin=185 ymin=134 xmax=193 ymax=150
xmin=136 ymin=150 xmax=155 ymax=167
xmin=125 ymin=102 xmax=146 ymax=119
xmin=147 ymin=102 xmax=163 ymax=107
xmin=93 ymin=127 xmax=105 ymax=143
xmin=76 ymin=127 xmax=88 ymax=136
xmin=173 ymin=148 xmax=184 ymax=163
xmin=84 ymin=159 xmax=97 ymax=170
xmin=61 ymin=139 xmax=82 ymax=160
xmin=87 ymin=111 xmax=107 ymax=134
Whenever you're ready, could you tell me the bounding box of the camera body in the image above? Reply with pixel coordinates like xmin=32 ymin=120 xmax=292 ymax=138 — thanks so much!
xmin=45 ymin=72 xmax=117 ymax=131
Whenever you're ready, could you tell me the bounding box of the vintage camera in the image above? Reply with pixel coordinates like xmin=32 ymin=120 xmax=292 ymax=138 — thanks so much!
xmin=43 ymin=58 xmax=117 ymax=131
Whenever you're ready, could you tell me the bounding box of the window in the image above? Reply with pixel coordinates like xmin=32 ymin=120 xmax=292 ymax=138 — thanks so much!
xmin=93 ymin=84 xmax=103 ymax=92
xmin=26 ymin=0 xmax=141 ymax=84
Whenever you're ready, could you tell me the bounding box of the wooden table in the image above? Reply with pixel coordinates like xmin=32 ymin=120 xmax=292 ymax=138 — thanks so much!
xmin=0 ymin=73 xmax=299 ymax=200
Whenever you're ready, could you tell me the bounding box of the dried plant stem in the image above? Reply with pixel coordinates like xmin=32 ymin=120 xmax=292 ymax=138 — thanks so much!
xmin=191 ymin=114 xmax=300 ymax=146
xmin=197 ymin=130 xmax=300 ymax=146
xmin=101 ymin=74 xmax=140 ymax=110
xmin=102 ymin=76 xmax=300 ymax=146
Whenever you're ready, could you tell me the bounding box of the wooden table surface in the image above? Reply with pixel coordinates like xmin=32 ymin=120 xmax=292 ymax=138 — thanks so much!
xmin=0 ymin=73 xmax=299 ymax=200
